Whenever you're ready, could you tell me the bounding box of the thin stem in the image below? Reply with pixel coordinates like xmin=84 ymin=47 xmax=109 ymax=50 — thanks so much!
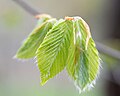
xmin=96 ymin=42 xmax=120 ymax=59
xmin=12 ymin=0 xmax=40 ymax=16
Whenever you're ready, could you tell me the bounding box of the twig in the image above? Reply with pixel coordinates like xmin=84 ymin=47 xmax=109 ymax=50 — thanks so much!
xmin=12 ymin=0 xmax=40 ymax=16
xmin=12 ymin=0 xmax=120 ymax=60
xmin=96 ymin=42 xmax=120 ymax=59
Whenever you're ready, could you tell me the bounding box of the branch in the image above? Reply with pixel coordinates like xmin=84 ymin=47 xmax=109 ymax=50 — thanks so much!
xmin=12 ymin=0 xmax=40 ymax=16
xmin=12 ymin=0 xmax=120 ymax=60
xmin=96 ymin=42 xmax=120 ymax=59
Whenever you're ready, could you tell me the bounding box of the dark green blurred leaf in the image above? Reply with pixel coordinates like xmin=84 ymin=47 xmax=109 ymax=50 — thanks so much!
xmin=2 ymin=9 xmax=22 ymax=27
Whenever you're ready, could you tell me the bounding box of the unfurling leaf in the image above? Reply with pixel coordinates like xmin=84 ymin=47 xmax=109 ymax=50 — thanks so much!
xmin=15 ymin=17 xmax=56 ymax=59
xmin=15 ymin=15 xmax=100 ymax=93
xmin=67 ymin=17 xmax=100 ymax=92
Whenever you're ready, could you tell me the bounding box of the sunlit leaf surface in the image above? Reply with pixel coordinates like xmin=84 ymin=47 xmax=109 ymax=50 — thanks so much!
xmin=36 ymin=19 xmax=73 ymax=85
xmin=15 ymin=18 xmax=56 ymax=59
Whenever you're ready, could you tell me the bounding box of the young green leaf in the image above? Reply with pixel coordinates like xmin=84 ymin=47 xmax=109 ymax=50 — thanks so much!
xmin=36 ymin=19 xmax=73 ymax=85
xmin=67 ymin=17 xmax=100 ymax=92
xmin=15 ymin=18 xmax=56 ymax=59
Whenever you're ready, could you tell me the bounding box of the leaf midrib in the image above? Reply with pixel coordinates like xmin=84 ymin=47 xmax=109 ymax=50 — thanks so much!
xmin=48 ymin=22 xmax=71 ymax=74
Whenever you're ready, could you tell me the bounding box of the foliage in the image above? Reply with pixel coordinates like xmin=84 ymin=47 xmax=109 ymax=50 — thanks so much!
xmin=15 ymin=14 xmax=100 ymax=93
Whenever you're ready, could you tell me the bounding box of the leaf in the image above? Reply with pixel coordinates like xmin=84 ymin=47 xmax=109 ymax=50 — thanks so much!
xmin=67 ymin=17 xmax=100 ymax=92
xmin=36 ymin=19 xmax=73 ymax=85
xmin=35 ymin=14 xmax=52 ymax=27
xmin=15 ymin=18 xmax=56 ymax=59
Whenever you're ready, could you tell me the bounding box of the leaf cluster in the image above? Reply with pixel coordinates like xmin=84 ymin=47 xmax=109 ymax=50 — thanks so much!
xmin=15 ymin=14 xmax=100 ymax=92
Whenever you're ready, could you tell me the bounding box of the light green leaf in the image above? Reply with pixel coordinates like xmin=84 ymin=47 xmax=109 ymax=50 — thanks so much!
xmin=15 ymin=18 xmax=56 ymax=59
xmin=67 ymin=17 xmax=100 ymax=92
xmin=36 ymin=19 xmax=73 ymax=85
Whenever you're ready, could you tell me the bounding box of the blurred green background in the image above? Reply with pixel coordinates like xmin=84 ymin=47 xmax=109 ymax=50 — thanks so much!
xmin=0 ymin=0 xmax=120 ymax=96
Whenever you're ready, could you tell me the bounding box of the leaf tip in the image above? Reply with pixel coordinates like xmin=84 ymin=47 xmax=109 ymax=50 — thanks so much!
xmin=65 ymin=16 xmax=74 ymax=20
xmin=35 ymin=14 xmax=52 ymax=19
xmin=13 ymin=55 xmax=17 ymax=59
xmin=13 ymin=53 xmax=21 ymax=59
xmin=40 ymin=80 xmax=47 ymax=86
